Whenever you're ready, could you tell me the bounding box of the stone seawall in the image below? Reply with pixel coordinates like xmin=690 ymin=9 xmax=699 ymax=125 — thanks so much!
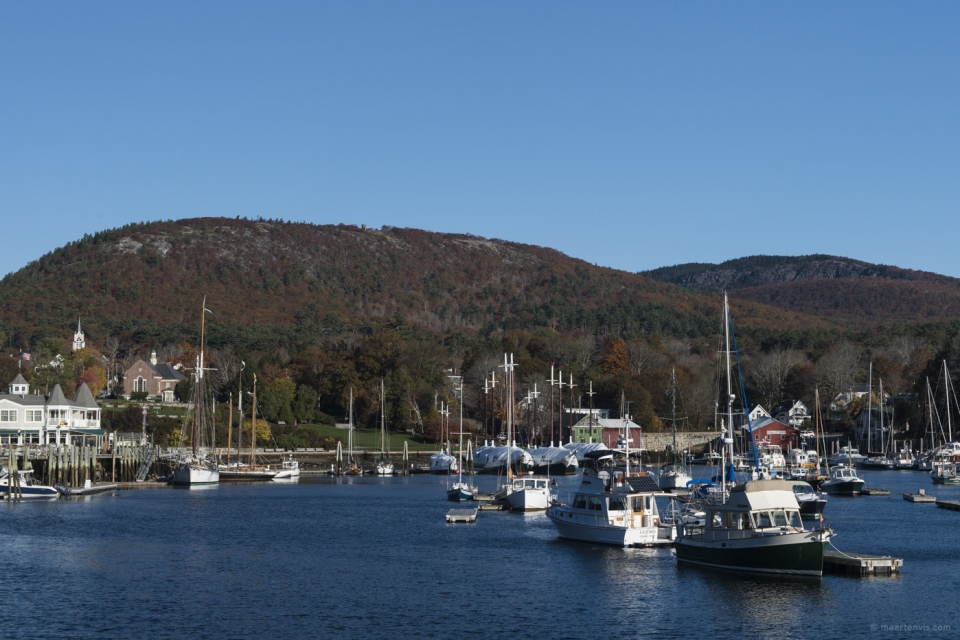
xmin=641 ymin=431 xmax=721 ymax=453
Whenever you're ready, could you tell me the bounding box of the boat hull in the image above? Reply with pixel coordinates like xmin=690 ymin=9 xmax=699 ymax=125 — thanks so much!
xmin=659 ymin=471 xmax=692 ymax=491
xmin=219 ymin=470 xmax=277 ymax=481
xmin=675 ymin=533 xmax=827 ymax=576
xmin=0 ymin=484 xmax=59 ymax=499
xmin=820 ymin=479 xmax=864 ymax=496
xmin=447 ymin=483 xmax=476 ymax=502
xmin=170 ymin=465 xmax=219 ymax=486
xmin=507 ymin=488 xmax=551 ymax=511
xmin=546 ymin=508 xmax=673 ymax=547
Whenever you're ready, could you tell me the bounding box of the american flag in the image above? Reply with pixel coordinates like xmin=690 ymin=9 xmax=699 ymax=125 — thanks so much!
xmin=20 ymin=352 xmax=30 ymax=361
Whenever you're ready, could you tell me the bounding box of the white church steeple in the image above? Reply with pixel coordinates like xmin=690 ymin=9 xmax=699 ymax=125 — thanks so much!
xmin=73 ymin=317 xmax=85 ymax=351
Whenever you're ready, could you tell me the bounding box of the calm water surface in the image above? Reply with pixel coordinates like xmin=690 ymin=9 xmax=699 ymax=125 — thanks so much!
xmin=1 ymin=469 xmax=958 ymax=639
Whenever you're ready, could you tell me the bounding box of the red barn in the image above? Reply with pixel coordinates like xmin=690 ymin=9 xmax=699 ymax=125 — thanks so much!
xmin=742 ymin=416 xmax=799 ymax=451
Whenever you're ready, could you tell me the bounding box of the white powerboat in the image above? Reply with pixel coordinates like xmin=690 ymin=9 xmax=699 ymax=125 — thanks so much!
xmin=547 ymin=466 xmax=674 ymax=547
xmin=0 ymin=468 xmax=59 ymax=499
xmin=506 ymin=476 xmax=553 ymax=511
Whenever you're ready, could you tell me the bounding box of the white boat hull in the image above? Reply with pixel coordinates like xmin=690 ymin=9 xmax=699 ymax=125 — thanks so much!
xmin=659 ymin=470 xmax=692 ymax=491
xmin=171 ymin=465 xmax=219 ymax=486
xmin=507 ymin=488 xmax=551 ymax=512
xmin=547 ymin=507 xmax=674 ymax=547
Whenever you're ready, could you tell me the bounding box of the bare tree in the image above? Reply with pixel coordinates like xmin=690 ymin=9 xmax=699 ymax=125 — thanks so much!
xmin=627 ymin=339 xmax=669 ymax=376
xmin=209 ymin=346 xmax=240 ymax=394
xmin=157 ymin=343 xmax=184 ymax=364
xmin=886 ymin=335 xmax=928 ymax=367
xmin=747 ymin=347 xmax=807 ymax=410
xmin=101 ymin=336 xmax=120 ymax=364
xmin=814 ymin=341 xmax=862 ymax=405
xmin=680 ymin=360 xmax=717 ymax=431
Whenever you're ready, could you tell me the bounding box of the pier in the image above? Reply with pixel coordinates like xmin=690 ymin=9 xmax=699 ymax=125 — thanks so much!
xmin=446 ymin=507 xmax=478 ymax=523
xmin=936 ymin=499 xmax=960 ymax=511
xmin=903 ymin=489 xmax=936 ymax=503
xmin=823 ymin=550 xmax=902 ymax=576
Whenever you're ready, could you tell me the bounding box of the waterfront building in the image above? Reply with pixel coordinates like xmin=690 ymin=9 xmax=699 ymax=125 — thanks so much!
xmin=123 ymin=350 xmax=186 ymax=401
xmin=0 ymin=374 xmax=103 ymax=445
xmin=571 ymin=415 xmax=643 ymax=450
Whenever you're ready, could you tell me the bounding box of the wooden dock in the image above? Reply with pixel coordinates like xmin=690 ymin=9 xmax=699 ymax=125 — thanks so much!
xmin=903 ymin=490 xmax=936 ymax=503
xmin=446 ymin=507 xmax=478 ymax=523
xmin=936 ymin=499 xmax=960 ymax=511
xmin=823 ymin=550 xmax=902 ymax=576
xmin=56 ymin=482 xmax=119 ymax=496
xmin=861 ymin=488 xmax=890 ymax=496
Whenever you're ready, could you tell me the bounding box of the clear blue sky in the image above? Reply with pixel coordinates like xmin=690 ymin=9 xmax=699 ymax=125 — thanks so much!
xmin=3 ymin=2 xmax=959 ymax=278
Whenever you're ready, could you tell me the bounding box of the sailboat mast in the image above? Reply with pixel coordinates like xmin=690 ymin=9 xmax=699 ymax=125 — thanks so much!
xmin=723 ymin=293 xmax=735 ymax=489
xmin=867 ymin=362 xmax=873 ymax=453
xmin=250 ymin=373 xmax=257 ymax=466
xmin=458 ymin=376 xmax=464 ymax=484
xmin=945 ymin=360 xmax=953 ymax=442
xmin=237 ymin=365 xmax=244 ymax=464
xmin=671 ymin=368 xmax=678 ymax=465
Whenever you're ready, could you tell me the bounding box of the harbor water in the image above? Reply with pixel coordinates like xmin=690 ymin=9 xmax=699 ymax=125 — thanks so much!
xmin=1 ymin=468 xmax=958 ymax=639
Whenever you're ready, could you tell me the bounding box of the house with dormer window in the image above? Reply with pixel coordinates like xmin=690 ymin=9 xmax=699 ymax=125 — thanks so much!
xmin=0 ymin=374 xmax=103 ymax=445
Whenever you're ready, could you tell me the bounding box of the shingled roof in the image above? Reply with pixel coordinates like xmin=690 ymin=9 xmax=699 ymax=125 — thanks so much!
xmin=48 ymin=384 xmax=69 ymax=406
xmin=73 ymin=383 xmax=99 ymax=409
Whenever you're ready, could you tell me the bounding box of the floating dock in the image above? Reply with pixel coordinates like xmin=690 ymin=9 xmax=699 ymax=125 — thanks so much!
xmin=56 ymin=482 xmax=119 ymax=496
xmin=446 ymin=507 xmax=478 ymax=523
xmin=823 ymin=550 xmax=902 ymax=576
xmin=936 ymin=499 xmax=960 ymax=511
xmin=478 ymin=501 xmax=506 ymax=511
xmin=861 ymin=488 xmax=890 ymax=496
xmin=903 ymin=489 xmax=936 ymax=503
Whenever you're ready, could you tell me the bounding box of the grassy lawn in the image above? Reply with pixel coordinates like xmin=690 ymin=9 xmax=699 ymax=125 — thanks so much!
xmin=296 ymin=424 xmax=441 ymax=452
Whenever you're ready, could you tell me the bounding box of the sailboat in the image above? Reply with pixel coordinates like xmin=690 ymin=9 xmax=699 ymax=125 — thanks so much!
xmin=376 ymin=380 xmax=394 ymax=476
xmin=219 ymin=373 xmax=278 ymax=480
xmin=659 ymin=368 xmax=692 ymax=492
xmin=859 ymin=376 xmax=895 ymax=470
xmin=447 ymin=376 xmax=477 ymax=501
xmin=675 ymin=293 xmax=833 ymax=575
xmin=932 ymin=361 xmax=960 ymax=484
xmin=344 ymin=388 xmax=363 ymax=475
xmin=171 ymin=298 xmax=219 ymax=486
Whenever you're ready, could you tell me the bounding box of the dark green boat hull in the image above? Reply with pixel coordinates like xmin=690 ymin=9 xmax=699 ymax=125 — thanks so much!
xmin=675 ymin=538 xmax=826 ymax=576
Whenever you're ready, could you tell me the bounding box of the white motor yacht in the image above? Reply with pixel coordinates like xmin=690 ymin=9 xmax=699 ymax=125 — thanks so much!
xmin=547 ymin=461 xmax=674 ymax=547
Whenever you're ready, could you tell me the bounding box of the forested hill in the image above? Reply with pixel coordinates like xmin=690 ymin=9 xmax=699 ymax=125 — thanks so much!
xmin=0 ymin=218 xmax=828 ymax=351
xmin=643 ymin=255 xmax=960 ymax=325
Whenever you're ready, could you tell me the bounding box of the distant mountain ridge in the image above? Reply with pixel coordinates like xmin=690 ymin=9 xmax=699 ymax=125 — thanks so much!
xmin=642 ymin=255 xmax=945 ymax=291
xmin=0 ymin=218 xmax=833 ymax=350
xmin=644 ymin=255 xmax=960 ymax=325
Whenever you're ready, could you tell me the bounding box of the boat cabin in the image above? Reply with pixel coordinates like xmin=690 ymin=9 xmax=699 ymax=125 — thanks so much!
xmin=680 ymin=479 xmax=805 ymax=543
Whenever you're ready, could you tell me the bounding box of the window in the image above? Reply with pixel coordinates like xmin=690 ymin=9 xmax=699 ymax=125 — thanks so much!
xmin=609 ymin=496 xmax=627 ymax=511
xmin=573 ymin=494 xmax=587 ymax=509
xmin=710 ymin=511 xmax=722 ymax=528
xmin=26 ymin=410 xmax=42 ymax=422
xmin=588 ymin=496 xmax=603 ymax=511
xmin=0 ymin=409 xmax=16 ymax=422
xmin=134 ymin=376 xmax=146 ymax=393
xmin=772 ymin=510 xmax=788 ymax=527
xmin=741 ymin=513 xmax=753 ymax=529
xmin=632 ymin=497 xmax=644 ymax=512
